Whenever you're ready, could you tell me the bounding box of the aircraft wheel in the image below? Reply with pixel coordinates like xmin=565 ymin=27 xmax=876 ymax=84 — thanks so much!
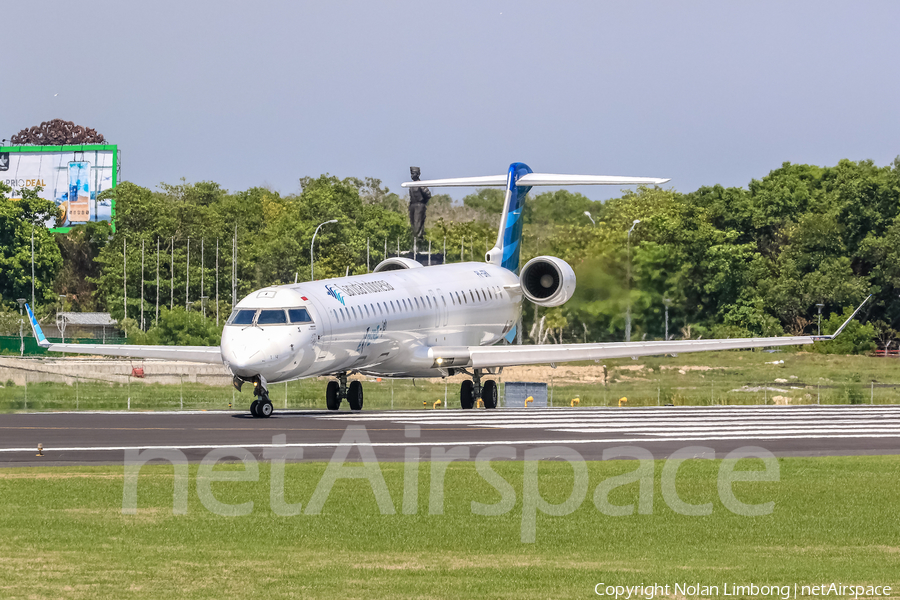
xmin=482 ymin=380 xmax=498 ymax=409
xmin=326 ymin=381 xmax=341 ymax=411
xmin=460 ymin=380 xmax=474 ymax=409
xmin=250 ymin=400 xmax=260 ymax=417
xmin=348 ymin=381 xmax=364 ymax=411
xmin=259 ymin=400 xmax=274 ymax=418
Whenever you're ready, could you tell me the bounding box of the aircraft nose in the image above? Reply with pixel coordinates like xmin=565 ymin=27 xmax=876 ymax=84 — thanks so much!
xmin=222 ymin=327 xmax=299 ymax=378
xmin=227 ymin=343 xmax=265 ymax=376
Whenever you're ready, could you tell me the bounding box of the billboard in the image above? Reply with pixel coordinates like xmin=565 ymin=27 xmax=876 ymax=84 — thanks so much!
xmin=0 ymin=145 xmax=117 ymax=232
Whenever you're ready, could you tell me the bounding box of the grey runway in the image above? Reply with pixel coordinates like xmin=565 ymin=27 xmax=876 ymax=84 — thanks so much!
xmin=2 ymin=405 xmax=900 ymax=466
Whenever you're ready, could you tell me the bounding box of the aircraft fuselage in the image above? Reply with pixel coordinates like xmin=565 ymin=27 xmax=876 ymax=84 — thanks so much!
xmin=221 ymin=262 xmax=522 ymax=385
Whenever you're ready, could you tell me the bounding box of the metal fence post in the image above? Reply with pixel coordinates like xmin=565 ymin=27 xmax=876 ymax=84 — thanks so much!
xmin=75 ymin=375 xmax=79 ymax=410
xmin=180 ymin=374 xmax=184 ymax=410
xmin=871 ymin=381 xmax=874 ymax=405
xmin=550 ymin=371 xmax=554 ymax=407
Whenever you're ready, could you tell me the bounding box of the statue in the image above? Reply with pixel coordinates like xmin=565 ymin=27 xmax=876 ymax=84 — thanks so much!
xmin=408 ymin=166 xmax=431 ymax=240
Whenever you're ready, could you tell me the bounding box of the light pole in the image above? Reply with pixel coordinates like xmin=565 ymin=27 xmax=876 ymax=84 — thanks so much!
xmin=664 ymin=297 xmax=671 ymax=341
xmin=583 ymin=211 xmax=596 ymax=227
xmin=57 ymin=294 xmax=67 ymax=344
xmin=310 ymin=219 xmax=337 ymax=280
xmin=816 ymin=303 xmax=824 ymax=336
xmin=625 ymin=219 xmax=640 ymax=342
xmin=16 ymin=298 xmax=26 ymax=357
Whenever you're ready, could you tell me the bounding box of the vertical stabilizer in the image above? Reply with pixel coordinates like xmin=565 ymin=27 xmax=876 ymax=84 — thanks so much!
xmin=486 ymin=162 xmax=532 ymax=274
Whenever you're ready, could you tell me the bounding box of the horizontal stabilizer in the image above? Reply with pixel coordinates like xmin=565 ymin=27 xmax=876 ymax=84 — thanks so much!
xmin=403 ymin=173 xmax=669 ymax=188
xmin=402 ymin=175 xmax=508 ymax=188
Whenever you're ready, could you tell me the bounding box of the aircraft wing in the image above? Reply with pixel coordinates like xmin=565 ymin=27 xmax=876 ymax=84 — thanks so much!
xmin=440 ymin=296 xmax=870 ymax=370
xmin=25 ymin=304 xmax=223 ymax=364
xmin=467 ymin=335 xmax=814 ymax=369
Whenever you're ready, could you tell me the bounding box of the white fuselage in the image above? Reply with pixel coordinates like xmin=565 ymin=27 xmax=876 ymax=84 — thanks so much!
xmin=220 ymin=262 xmax=521 ymax=385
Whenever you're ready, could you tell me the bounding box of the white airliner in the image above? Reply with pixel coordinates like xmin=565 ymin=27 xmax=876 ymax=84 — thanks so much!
xmin=26 ymin=162 xmax=867 ymax=417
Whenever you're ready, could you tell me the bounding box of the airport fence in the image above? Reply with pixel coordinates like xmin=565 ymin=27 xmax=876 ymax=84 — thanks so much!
xmin=0 ymin=368 xmax=898 ymax=412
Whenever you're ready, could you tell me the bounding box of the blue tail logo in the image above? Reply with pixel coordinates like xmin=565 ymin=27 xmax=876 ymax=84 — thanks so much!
xmin=492 ymin=162 xmax=532 ymax=274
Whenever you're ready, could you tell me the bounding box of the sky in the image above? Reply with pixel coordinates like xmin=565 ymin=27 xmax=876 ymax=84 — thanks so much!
xmin=3 ymin=1 xmax=899 ymax=202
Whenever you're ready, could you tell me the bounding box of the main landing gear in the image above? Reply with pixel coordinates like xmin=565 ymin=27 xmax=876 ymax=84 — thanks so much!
xmin=460 ymin=369 xmax=497 ymax=410
xmin=325 ymin=372 xmax=363 ymax=411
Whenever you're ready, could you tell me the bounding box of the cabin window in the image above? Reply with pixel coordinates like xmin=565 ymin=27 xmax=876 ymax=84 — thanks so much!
xmin=414 ymin=298 xmax=420 ymax=309
xmin=352 ymin=307 xmax=358 ymax=319
xmin=487 ymin=289 xmax=493 ymax=300
xmin=227 ymin=309 xmax=257 ymax=325
xmin=257 ymin=309 xmax=287 ymax=325
xmin=288 ymin=308 xmax=312 ymax=323
xmin=442 ymin=296 xmax=447 ymax=307
xmin=426 ymin=296 xmax=432 ymax=308
xmin=390 ymin=300 xmax=396 ymax=312
xmin=469 ymin=290 xmax=475 ymax=302
xmin=364 ymin=305 xmax=370 ymax=317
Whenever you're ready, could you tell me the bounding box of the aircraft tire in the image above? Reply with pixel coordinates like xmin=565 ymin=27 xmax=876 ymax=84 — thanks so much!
xmin=250 ymin=400 xmax=260 ymax=417
xmin=326 ymin=381 xmax=341 ymax=410
xmin=259 ymin=400 xmax=274 ymax=418
xmin=460 ymin=380 xmax=475 ymax=409
xmin=482 ymin=380 xmax=498 ymax=409
xmin=348 ymin=381 xmax=364 ymax=411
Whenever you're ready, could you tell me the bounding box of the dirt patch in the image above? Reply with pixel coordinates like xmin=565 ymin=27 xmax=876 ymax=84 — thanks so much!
xmin=660 ymin=365 xmax=725 ymax=372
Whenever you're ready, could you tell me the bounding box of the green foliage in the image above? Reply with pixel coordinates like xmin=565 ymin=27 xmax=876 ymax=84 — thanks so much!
xmin=22 ymin=155 xmax=900 ymax=350
xmin=462 ymin=188 xmax=505 ymax=214
xmin=125 ymin=307 xmax=223 ymax=346
xmin=0 ymin=183 xmax=62 ymax=309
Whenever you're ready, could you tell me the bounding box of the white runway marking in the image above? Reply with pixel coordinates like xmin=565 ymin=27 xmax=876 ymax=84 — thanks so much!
xmin=1 ymin=432 xmax=900 ymax=454
xmin=317 ymin=405 xmax=900 ymax=439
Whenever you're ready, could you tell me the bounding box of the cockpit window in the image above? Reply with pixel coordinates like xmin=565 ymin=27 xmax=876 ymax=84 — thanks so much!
xmin=257 ymin=309 xmax=287 ymax=325
xmin=227 ymin=309 xmax=257 ymax=325
xmin=288 ymin=308 xmax=312 ymax=323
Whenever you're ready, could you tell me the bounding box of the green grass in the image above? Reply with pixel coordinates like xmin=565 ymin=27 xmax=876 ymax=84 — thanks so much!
xmin=0 ymin=456 xmax=898 ymax=598
xmin=3 ymin=350 xmax=900 ymax=412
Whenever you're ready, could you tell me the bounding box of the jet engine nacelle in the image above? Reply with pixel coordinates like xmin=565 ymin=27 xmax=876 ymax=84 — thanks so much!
xmin=373 ymin=257 xmax=423 ymax=272
xmin=519 ymin=256 xmax=576 ymax=307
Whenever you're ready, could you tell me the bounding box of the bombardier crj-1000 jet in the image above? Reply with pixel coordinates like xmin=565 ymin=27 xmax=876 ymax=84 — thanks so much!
xmin=26 ymin=163 xmax=866 ymax=417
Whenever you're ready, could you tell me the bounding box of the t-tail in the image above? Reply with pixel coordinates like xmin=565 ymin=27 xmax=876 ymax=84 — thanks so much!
xmin=403 ymin=162 xmax=670 ymax=275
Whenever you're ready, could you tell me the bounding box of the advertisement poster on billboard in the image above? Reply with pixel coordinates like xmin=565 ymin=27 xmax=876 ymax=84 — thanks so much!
xmin=0 ymin=145 xmax=118 ymax=232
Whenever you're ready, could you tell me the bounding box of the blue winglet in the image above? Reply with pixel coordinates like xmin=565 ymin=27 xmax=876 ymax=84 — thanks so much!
xmin=24 ymin=304 xmax=50 ymax=348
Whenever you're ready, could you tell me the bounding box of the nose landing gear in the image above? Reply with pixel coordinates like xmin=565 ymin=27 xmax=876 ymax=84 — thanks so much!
xmin=325 ymin=372 xmax=364 ymax=411
xmin=235 ymin=375 xmax=274 ymax=418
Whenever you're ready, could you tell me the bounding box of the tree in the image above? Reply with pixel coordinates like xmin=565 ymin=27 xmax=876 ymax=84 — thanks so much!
xmin=0 ymin=183 xmax=62 ymax=309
